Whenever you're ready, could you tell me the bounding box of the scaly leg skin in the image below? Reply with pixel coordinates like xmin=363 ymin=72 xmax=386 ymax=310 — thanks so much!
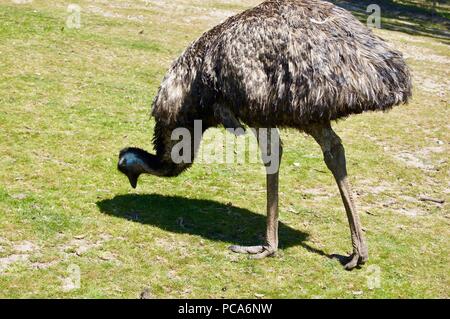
xmin=229 ymin=128 xmax=282 ymax=259
xmin=229 ymin=171 xmax=279 ymax=259
xmin=307 ymin=123 xmax=368 ymax=270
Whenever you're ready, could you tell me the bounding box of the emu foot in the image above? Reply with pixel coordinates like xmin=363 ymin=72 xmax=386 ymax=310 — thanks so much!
xmin=332 ymin=251 xmax=368 ymax=270
xmin=229 ymin=245 xmax=276 ymax=259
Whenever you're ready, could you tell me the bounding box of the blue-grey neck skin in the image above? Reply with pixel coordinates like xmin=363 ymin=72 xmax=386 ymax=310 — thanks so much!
xmin=119 ymin=148 xmax=161 ymax=176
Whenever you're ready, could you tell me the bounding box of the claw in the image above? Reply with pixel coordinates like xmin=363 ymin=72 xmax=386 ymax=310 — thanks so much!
xmin=229 ymin=245 xmax=265 ymax=254
xmin=332 ymin=252 xmax=367 ymax=270
xmin=343 ymin=253 xmax=368 ymax=270
xmin=250 ymin=249 xmax=276 ymax=259
xmin=229 ymin=245 xmax=276 ymax=259
xmin=344 ymin=254 xmax=360 ymax=270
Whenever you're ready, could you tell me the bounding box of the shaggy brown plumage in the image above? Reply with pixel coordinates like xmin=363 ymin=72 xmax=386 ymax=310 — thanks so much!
xmin=152 ymin=0 xmax=412 ymax=129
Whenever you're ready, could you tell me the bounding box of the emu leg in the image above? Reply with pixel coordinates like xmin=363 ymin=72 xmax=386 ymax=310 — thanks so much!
xmin=229 ymin=128 xmax=282 ymax=259
xmin=307 ymin=123 xmax=368 ymax=270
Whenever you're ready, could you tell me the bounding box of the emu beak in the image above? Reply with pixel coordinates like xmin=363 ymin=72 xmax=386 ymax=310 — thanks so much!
xmin=127 ymin=173 xmax=139 ymax=189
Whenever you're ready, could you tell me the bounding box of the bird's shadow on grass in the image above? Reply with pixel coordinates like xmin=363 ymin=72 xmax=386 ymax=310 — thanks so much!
xmin=96 ymin=193 xmax=332 ymax=259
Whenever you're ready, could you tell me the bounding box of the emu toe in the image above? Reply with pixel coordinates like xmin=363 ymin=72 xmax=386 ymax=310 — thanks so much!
xmin=229 ymin=245 xmax=277 ymax=259
xmin=340 ymin=253 xmax=368 ymax=270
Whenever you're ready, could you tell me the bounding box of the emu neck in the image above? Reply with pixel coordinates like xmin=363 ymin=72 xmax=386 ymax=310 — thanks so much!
xmin=151 ymin=120 xmax=204 ymax=177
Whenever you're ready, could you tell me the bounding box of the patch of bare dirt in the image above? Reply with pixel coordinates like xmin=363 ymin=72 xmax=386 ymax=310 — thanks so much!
xmin=398 ymin=44 xmax=450 ymax=65
xmin=362 ymin=196 xmax=428 ymax=218
xmin=29 ymin=260 xmax=59 ymax=270
xmin=417 ymin=145 xmax=446 ymax=158
xmin=301 ymin=187 xmax=333 ymax=200
xmin=379 ymin=139 xmax=447 ymax=172
xmin=398 ymin=207 xmax=426 ymax=217
xmin=385 ymin=38 xmax=450 ymax=98
xmin=97 ymin=251 xmax=120 ymax=264
xmin=154 ymin=237 xmax=177 ymax=252
xmin=60 ymin=234 xmax=113 ymax=256
xmin=11 ymin=193 xmax=27 ymax=200
xmin=397 ymin=142 xmax=447 ymax=170
xmin=416 ymin=77 xmax=450 ymax=97
xmin=0 ymin=240 xmax=42 ymax=273
xmin=13 ymin=241 xmax=38 ymax=253
xmin=394 ymin=151 xmax=437 ymax=170
xmin=0 ymin=254 xmax=29 ymax=273
xmin=358 ymin=180 xmax=395 ymax=196
xmin=86 ymin=0 xmax=244 ymax=25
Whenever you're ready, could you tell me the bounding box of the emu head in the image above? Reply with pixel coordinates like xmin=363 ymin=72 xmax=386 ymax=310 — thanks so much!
xmin=118 ymin=147 xmax=162 ymax=188
xmin=118 ymin=147 xmax=178 ymax=187
xmin=117 ymin=148 xmax=145 ymax=188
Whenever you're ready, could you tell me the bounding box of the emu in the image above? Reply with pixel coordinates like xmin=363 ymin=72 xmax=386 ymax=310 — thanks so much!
xmin=118 ymin=0 xmax=411 ymax=270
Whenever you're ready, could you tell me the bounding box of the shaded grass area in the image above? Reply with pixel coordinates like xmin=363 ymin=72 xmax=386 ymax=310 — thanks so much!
xmin=329 ymin=0 xmax=450 ymax=43
xmin=98 ymin=194 xmax=311 ymax=251
xmin=0 ymin=0 xmax=449 ymax=298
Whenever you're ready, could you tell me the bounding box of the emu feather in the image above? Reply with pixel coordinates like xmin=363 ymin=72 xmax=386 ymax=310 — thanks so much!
xmin=152 ymin=0 xmax=411 ymax=129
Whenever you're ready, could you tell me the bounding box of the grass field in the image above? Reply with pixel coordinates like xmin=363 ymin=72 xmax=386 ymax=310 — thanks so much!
xmin=0 ymin=0 xmax=448 ymax=298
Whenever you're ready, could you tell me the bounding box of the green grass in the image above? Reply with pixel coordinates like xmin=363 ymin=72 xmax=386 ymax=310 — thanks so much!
xmin=0 ymin=0 xmax=449 ymax=298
